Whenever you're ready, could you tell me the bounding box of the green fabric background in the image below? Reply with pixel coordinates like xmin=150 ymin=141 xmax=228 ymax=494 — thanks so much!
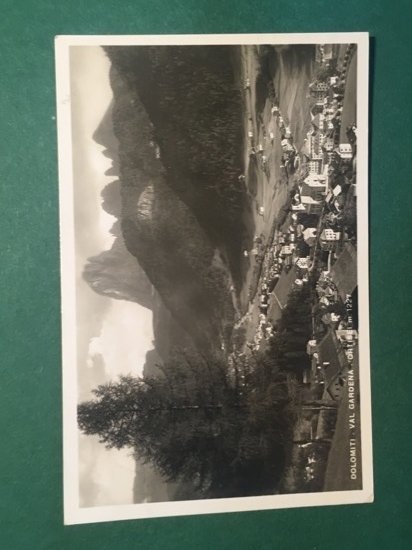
xmin=0 ymin=0 xmax=410 ymax=548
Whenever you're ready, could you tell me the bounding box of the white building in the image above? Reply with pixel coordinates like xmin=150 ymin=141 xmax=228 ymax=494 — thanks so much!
xmin=291 ymin=203 xmax=306 ymax=211
xmin=303 ymin=227 xmax=318 ymax=247
xmin=280 ymin=245 xmax=292 ymax=256
xmin=307 ymin=159 xmax=323 ymax=174
xmin=336 ymin=143 xmax=353 ymax=160
xmin=296 ymin=257 xmax=311 ymax=269
xmin=304 ymin=173 xmax=328 ymax=187
xmin=323 ymin=137 xmax=335 ymax=151
xmin=321 ymin=228 xmax=341 ymax=241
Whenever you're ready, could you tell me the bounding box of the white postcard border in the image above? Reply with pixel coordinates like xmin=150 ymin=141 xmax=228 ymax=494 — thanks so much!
xmin=55 ymin=32 xmax=373 ymax=525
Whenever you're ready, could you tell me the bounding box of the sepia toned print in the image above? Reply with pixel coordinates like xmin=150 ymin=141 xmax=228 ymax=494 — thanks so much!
xmin=56 ymin=33 xmax=372 ymax=524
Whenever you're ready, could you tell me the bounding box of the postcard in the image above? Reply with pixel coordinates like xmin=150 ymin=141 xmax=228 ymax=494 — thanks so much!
xmin=55 ymin=32 xmax=373 ymax=525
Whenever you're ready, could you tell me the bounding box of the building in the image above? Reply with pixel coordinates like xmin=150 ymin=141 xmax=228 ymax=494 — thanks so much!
xmin=280 ymin=245 xmax=292 ymax=256
xmin=309 ymin=80 xmax=329 ymax=100
xmin=311 ymin=102 xmax=325 ymax=117
xmin=321 ymin=228 xmax=341 ymax=241
xmin=311 ymin=113 xmax=325 ymax=133
xmin=304 ymin=201 xmax=323 ymax=215
xmin=307 ymin=159 xmax=323 ymax=174
xmin=304 ymin=173 xmax=328 ymax=187
xmin=310 ymin=80 xmax=328 ymax=93
xmin=291 ymin=203 xmax=306 ymax=212
xmin=292 ymin=191 xmax=323 ymax=214
xmin=301 ymin=182 xmax=326 ymax=202
xmin=320 ymin=228 xmax=341 ymax=251
xmin=335 ymin=143 xmax=353 ymax=160
xmin=296 ymin=256 xmax=311 ymax=270
xmin=303 ymin=227 xmax=318 ymax=247
xmin=308 ymin=132 xmax=323 ymax=159
xmin=301 ymin=192 xmax=323 ymax=208
xmin=323 ymin=137 xmax=335 ymax=152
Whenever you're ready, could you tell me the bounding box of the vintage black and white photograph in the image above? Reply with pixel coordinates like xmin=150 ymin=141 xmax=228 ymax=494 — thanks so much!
xmin=56 ymin=33 xmax=372 ymax=524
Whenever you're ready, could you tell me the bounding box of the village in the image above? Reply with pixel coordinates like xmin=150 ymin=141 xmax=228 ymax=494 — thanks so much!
xmin=231 ymin=43 xmax=360 ymax=492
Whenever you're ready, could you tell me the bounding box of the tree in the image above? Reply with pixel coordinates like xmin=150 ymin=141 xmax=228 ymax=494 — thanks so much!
xmin=78 ymin=376 xmax=145 ymax=449
xmin=78 ymin=352 xmax=246 ymax=488
xmin=78 ymin=345 xmax=298 ymax=497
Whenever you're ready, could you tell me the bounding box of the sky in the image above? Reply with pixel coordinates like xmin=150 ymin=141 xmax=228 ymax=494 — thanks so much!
xmin=70 ymin=46 xmax=154 ymax=507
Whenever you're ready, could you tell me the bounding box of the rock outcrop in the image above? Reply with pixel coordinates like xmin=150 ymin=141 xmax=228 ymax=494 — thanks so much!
xmin=83 ymin=235 xmax=153 ymax=310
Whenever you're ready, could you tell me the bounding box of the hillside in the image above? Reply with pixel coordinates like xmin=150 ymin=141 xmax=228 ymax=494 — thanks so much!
xmin=104 ymin=45 xmax=250 ymax=287
xmin=88 ymin=47 xmax=250 ymax=353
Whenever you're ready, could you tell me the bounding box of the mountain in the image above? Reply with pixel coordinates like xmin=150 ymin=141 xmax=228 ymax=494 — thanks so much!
xmin=101 ymin=180 xmax=122 ymax=218
xmin=104 ymin=45 xmax=253 ymax=288
xmin=86 ymin=46 xmax=254 ymax=354
xmin=83 ymin=235 xmax=153 ymax=309
xmin=95 ymin=55 xmax=237 ymax=352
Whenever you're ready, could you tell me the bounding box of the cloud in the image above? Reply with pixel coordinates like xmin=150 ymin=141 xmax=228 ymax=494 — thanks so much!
xmin=87 ymin=300 xmax=153 ymax=381
xmin=79 ymin=434 xmax=135 ymax=507
xmin=79 ymin=300 xmax=153 ymax=506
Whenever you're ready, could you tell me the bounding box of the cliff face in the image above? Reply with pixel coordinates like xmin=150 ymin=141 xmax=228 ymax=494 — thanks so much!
xmin=120 ymin=178 xmax=231 ymax=351
xmin=83 ymin=235 xmax=153 ymax=310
